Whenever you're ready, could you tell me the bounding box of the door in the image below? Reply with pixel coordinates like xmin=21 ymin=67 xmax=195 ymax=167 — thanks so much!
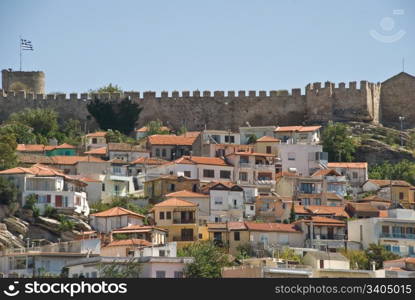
xmin=327 ymin=227 xmax=334 ymax=239
xmin=55 ymin=195 xmax=63 ymax=207
xmin=181 ymin=229 xmax=193 ymax=241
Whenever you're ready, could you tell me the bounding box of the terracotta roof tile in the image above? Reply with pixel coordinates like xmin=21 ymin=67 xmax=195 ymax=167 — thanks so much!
xmin=17 ymin=144 xmax=54 ymax=152
xmin=154 ymin=198 xmax=198 ymax=207
xmin=366 ymin=179 xmax=412 ymax=187
xmin=166 ymin=190 xmax=207 ymax=198
xmin=311 ymin=169 xmax=341 ymax=177
xmin=295 ymin=216 xmax=346 ymax=226
xmin=227 ymin=221 xmax=247 ymax=231
xmin=256 ymin=136 xmax=280 ymax=142
xmin=327 ymin=162 xmax=368 ymax=169
xmin=84 ymin=147 xmax=107 ymax=155
xmin=54 ymin=143 xmax=76 ymax=149
xmin=52 ymin=156 xmax=106 ymax=165
xmin=113 ymin=224 xmax=168 ymax=232
xmin=174 ymin=156 xmax=231 ymax=166
xmin=245 ymin=222 xmax=300 ymax=233
xmin=129 ymin=157 xmax=167 ymax=165
xmin=275 ymin=126 xmax=321 ymax=132
xmin=106 ymin=239 xmax=152 ymax=247
xmin=148 ymin=134 xmax=196 ymax=146
xmin=226 ymin=151 xmax=275 ymax=157
xmin=90 ymin=207 xmax=145 ymax=218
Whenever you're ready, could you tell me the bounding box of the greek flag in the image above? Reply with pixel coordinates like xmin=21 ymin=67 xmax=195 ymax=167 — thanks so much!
xmin=21 ymin=39 xmax=33 ymax=51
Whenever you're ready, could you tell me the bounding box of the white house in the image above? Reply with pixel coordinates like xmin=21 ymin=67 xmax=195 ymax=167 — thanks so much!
xmin=0 ymin=164 xmax=89 ymax=216
xmin=328 ymin=162 xmax=368 ymax=195
xmin=107 ymin=143 xmax=150 ymax=162
xmin=89 ymin=207 xmax=145 ymax=234
xmin=201 ymin=129 xmax=241 ymax=145
xmin=239 ymin=126 xmax=277 ymax=145
xmin=165 ymin=190 xmax=210 ymax=225
xmin=348 ymin=209 xmax=415 ymax=257
xmin=303 ymin=251 xmax=349 ymax=270
xmin=274 ymin=125 xmax=321 ymax=145
xmin=245 ymin=222 xmax=304 ymax=248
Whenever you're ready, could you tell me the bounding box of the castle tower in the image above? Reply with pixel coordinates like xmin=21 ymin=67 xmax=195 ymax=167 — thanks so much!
xmin=1 ymin=69 xmax=45 ymax=94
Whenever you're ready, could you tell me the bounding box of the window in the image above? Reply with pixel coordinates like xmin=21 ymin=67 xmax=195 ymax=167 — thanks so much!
xmin=102 ymin=183 xmax=105 ymax=192
xmin=174 ymin=271 xmax=184 ymax=278
xmin=169 ymin=183 xmax=175 ymax=192
xmin=319 ymin=260 xmax=324 ymax=269
xmin=352 ymin=172 xmax=358 ymax=179
xmin=266 ymin=146 xmax=272 ymax=154
xmin=382 ymin=225 xmax=389 ymax=234
xmin=184 ymin=171 xmax=191 ymax=178
xmin=214 ymin=197 xmax=223 ymax=205
xmin=113 ymin=166 xmax=121 ymax=174
xmin=240 ymin=156 xmax=249 ymax=164
xmin=220 ymin=170 xmax=231 ymax=179
xmin=288 ymin=152 xmax=296 ymax=161
xmin=92 ymin=138 xmax=97 ymax=144
xmin=250 ymin=205 xmax=254 ymax=211
xmin=159 ymin=212 xmax=165 ymax=220
xmin=399 ymin=192 xmax=404 ymax=200
xmin=75 ymin=197 xmax=81 ymax=206
xmin=239 ymin=172 xmax=248 ymax=181
xmin=162 ymin=149 xmax=166 ymax=157
xmin=159 ymin=250 xmax=166 ymax=257
xmin=156 ymin=271 xmax=166 ymax=278
xmin=166 ymin=211 xmax=171 ymax=219
xmin=224 ymin=135 xmax=235 ymax=143
xmin=315 ymin=198 xmax=321 ymax=205
xmin=155 ymin=149 xmax=160 ymax=157
xmin=203 ymin=169 xmax=215 ymax=178
xmin=234 ymin=231 xmax=240 ymax=241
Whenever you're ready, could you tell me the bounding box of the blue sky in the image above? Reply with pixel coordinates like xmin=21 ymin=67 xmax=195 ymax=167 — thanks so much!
xmin=0 ymin=0 xmax=414 ymax=93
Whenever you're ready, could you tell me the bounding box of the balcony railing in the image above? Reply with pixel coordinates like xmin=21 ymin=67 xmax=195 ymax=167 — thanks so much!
xmin=173 ymin=219 xmax=196 ymax=224
xmin=240 ymin=163 xmax=275 ymax=170
xmin=309 ymin=234 xmax=346 ymax=240
xmin=380 ymin=233 xmax=415 ymax=240
xmin=172 ymin=236 xmax=195 ymax=242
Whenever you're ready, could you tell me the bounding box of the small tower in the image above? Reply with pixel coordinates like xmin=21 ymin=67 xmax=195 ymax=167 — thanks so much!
xmin=1 ymin=69 xmax=45 ymax=94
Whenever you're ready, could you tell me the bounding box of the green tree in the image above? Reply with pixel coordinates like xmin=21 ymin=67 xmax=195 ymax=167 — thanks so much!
xmin=177 ymin=241 xmax=231 ymax=278
xmin=87 ymin=98 xmax=142 ymax=135
xmin=0 ymin=122 xmax=36 ymax=144
xmin=61 ymin=119 xmax=83 ymax=145
xmin=0 ymin=177 xmax=18 ymax=205
xmin=369 ymin=160 xmax=415 ymax=186
xmin=277 ymin=248 xmax=302 ymax=263
xmin=364 ymin=243 xmax=400 ymax=270
xmin=321 ymin=121 xmax=357 ymax=162
xmin=289 ymin=201 xmax=296 ymax=223
xmin=9 ymin=108 xmax=59 ymax=138
xmin=90 ymin=83 xmax=123 ymax=94
xmin=105 ymin=129 xmax=135 ymax=144
xmin=247 ymin=134 xmax=257 ymax=144
xmin=99 ymin=257 xmax=142 ymax=278
xmin=146 ymin=120 xmax=170 ymax=136
xmin=340 ymin=249 xmax=369 ymax=270
xmin=0 ymin=134 xmax=18 ymax=170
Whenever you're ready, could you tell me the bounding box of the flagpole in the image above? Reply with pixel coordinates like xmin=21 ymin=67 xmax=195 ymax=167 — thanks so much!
xmin=19 ymin=35 xmax=22 ymax=71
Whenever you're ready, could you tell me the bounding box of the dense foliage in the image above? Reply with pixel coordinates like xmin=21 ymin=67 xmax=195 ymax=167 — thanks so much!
xmin=369 ymin=159 xmax=415 ymax=186
xmin=99 ymin=257 xmax=142 ymax=278
xmin=0 ymin=177 xmax=18 ymax=205
xmin=321 ymin=121 xmax=357 ymax=162
xmin=341 ymin=244 xmax=400 ymax=270
xmin=145 ymin=120 xmax=170 ymax=136
xmin=178 ymin=241 xmax=231 ymax=278
xmin=0 ymin=133 xmax=18 ymax=170
xmin=87 ymin=97 xmax=142 ymax=135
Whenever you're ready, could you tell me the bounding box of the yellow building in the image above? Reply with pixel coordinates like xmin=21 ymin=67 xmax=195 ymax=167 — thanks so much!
xmin=152 ymin=197 xmax=200 ymax=248
xmin=207 ymin=222 xmax=249 ymax=256
xmin=144 ymin=175 xmax=200 ymax=203
xmin=254 ymin=136 xmax=280 ymax=156
xmin=363 ymin=179 xmax=415 ymax=209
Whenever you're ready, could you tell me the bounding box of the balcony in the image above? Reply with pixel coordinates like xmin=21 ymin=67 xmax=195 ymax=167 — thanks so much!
xmin=172 ymin=236 xmax=195 ymax=242
xmin=380 ymin=233 xmax=415 ymax=240
xmin=240 ymin=163 xmax=275 ymax=170
xmin=173 ymin=218 xmax=196 ymax=224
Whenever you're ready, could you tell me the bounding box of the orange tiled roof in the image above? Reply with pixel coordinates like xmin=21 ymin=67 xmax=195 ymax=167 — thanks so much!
xmin=327 ymin=162 xmax=368 ymax=169
xmin=199 ymin=181 xmax=240 ymax=193
xmin=361 ymin=195 xmax=390 ymax=202
xmin=275 ymin=126 xmax=321 ymax=132
xmin=86 ymin=131 xmax=107 ymax=137
xmin=90 ymin=207 xmax=145 ymax=218
xmin=227 ymin=151 xmax=275 ymax=157
xmin=84 ymin=147 xmax=107 ymax=155
xmin=136 ymin=126 xmax=170 ymax=133
xmin=276 ymin=171 xmax=298 ymax=178
xmin=256 ymin=136 xmax=280 ymax=142
xmin=245 ymin=222 xmax=300 ymax=233
xmin=311 ymin=169 xmax=341 ymax=177
xmin=365 ymin=179 xmax=412 ymax=187
xmin=295 ymin=216 xmax=345 ymax=226
xmin=154 ymin=198 xmax=198 ymax=208
xmin=227 ymin=221 xmax=247 ymax=231
xmin=129 ymin=157 xmax=168 ymax=165
xmin=303 ymin=205 xmax=349 ymax=218
xmin=113 ymin=224 xmax=168 ymax=232
xmin=17 ymin=144 xmax=54 ymax=152
xmin=174 ymin=156 xmax=231 ymax=166
xmin=148 ymin=134 xmax=196 ymax=146
xmin=54 ymin=143 xmax=76 ymax=149
xmin=0 ymin=163 xmax=65 ymax=176
xmin=166 ymin=190 xmax=207 ymax=198
xmin=51 ymin=156 xmax=105 ymax=165
xmin=105 ymin=239 xmax=152 ymax=247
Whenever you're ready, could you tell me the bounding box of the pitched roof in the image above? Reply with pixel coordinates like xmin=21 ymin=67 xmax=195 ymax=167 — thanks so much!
xmin=54 ymin=143 xmax=76 ymax=149
xmin=107 ymin=143 xmax=147 ymax=152
xmin=276 ymin=171 xmax=298 ymax=178
xmin=105 ymin=239 xmax=152 ymax=247
xmin=256 ymin=136 xmax=280 ymax=142
xmin=154 ymin=198 xmax=198 ymax=208
xmin=173 ymin=156 xmax=231 ymax=166
xmin=129 ymin=157 xmax=167 ymax=165
xmin=90 ymin=207 xmax=145 ymax=218
xmin=112 ymin=224 xmax=168 ymax=233
xmin=227 ymin=221 xmax=247 ymax=231
xmin=245 ymin=222 xmax=300 ymax=233
xmin=199 ymin=181 xmax=241 ymax=193
xmin=226 ymin=151 xmax=275 ymax=157
xmin=295 ymin=216 xmax=346 ymax=226
xmin=327 ymin=162 xmax=368 ymax=169
xmin=361 ymin=195 xmax=390 ymax=202
xmin=347 ymin=202 xmax=379 ymax=213
xmin=84 ymin=147 xmax=107 ymax=155
xmin=311 ymin=169 xmax=341 ymax=177
xmin=148 ymin=134 xmax=196 ymax=146
xmin=297 ymin=205 xmax=350 ymax=218
xmin=166 ymin=190 xmax=207 ymax=198
xmin=136 ymin=126 xmax=170 ymax=133
xmin=365 ymin=179 xmax=412 ymax=187
xmin=86 ymin=131 xmax=107 ymax=137
xmin=52 ymin=156 xmax=106 ymax=165
xmin=274 ymin=126 xmax=321 ymax=132
xmin=17 ymin=144 xmax=54 ymax=152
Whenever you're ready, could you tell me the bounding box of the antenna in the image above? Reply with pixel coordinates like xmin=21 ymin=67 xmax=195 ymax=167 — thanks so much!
xmin=402 ymin=57 xmax=405 ymax=72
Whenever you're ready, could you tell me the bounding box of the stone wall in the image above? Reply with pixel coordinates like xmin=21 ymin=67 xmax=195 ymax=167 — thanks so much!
xmin=1 ymin=72 xmax=413 ymax=131
xmin=1 ymin=70 xmax=45 ymax=94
